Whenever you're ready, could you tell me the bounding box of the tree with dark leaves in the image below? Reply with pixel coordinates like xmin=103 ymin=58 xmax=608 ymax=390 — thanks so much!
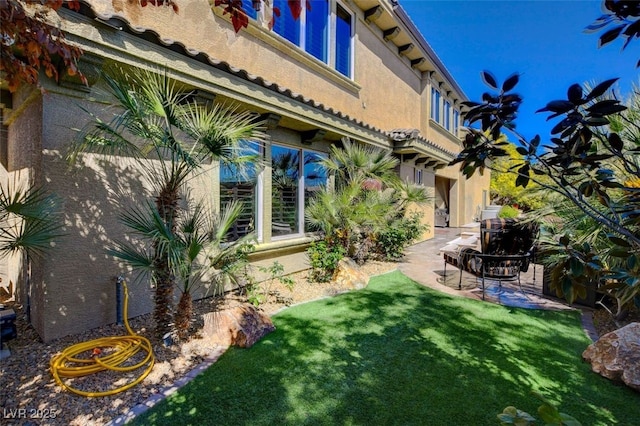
xmin=451 ymin=1 xmax=640 ymax=307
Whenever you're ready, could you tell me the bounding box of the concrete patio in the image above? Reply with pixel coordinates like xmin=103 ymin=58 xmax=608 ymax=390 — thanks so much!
xmin=398 ymin=226 xmax=577 ymax=312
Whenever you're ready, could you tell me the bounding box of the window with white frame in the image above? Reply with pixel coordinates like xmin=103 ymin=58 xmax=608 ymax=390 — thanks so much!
xmin=444 ymin=100 xmax=451 ymax=131
xmin=414 ymin=168 xmax=423 ymax=185
xmin=334 ymin=4 xmax=353 ymax=77
xmin=220 ymin=141 xmax=263 ymax=241
xmin=431 ymin=86 xmax=460 ymax=136
xmin=271 ymin=144 xmax=327 ymax=238
xmin=453 ymin=109 xmax=460 ymax=135
xmin=272 ymin=0 xmax=353 ymax=78
xmin=430 ymin=87 xmax=441 ymax=123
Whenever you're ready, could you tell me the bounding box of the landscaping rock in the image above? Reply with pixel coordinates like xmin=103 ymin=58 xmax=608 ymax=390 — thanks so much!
xmin=202 ymin=304 xmax=275 ymax=348
xmin=333 ymin=258 xmax=370 ymax=290
xmin=582 ymin=322 xmax=640 ymax=392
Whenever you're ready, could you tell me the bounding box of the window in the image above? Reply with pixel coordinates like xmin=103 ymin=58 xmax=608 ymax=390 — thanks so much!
xmin=242 ymin=0 xmax=257 ymax=20
xmin=271 ymin=144 xmax=327 ymax=238
xmin=444 ymin=100 xmax=451 ymax=131
xmin=305 ymin=0 xmax=328 ymax=62
xmin=453 ymin=110 xmax=460 ymax=135
xmin=220 ymin=141 xmax=262 ymax=241
xmin=271 ymin=145 xmax=300 ymax=237
xmin=430 ymin=87 xmax=441 ymax=122
xmin=304 ymin=151 xmax=328 ymax=231
xmin=335 ymin=4 xmax=353 ymax=77
xmin=414 ymin=168 xmax=423 ymax=185
xmin=272 ymin=0 xmax=353 ymax=78
xmin=273 ymin=0 xmax=301 ymax=45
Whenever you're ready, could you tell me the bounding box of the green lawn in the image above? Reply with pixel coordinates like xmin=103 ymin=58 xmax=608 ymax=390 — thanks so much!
xmin=132 ymin=271 xmax=639 ymax=425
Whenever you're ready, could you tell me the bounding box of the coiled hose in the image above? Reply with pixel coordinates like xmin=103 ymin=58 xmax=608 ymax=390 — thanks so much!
xmin=50 ymin=280 xmax=155 ymax=397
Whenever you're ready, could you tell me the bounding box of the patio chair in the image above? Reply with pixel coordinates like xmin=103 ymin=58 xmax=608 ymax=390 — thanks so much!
xmin=443 ymin=218 xmax=538 ymax=299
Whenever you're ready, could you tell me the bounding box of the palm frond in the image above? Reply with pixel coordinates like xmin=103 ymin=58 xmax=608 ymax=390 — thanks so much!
xmin=322 ymin=138 xmax=399 ymax=189
xmin=178 ymin=102 xmax=266 ymax=162
xmin=0 ymin=184 xmax=64 ymax=258
xmin=107 ymin=240 xmax=155 ymax=271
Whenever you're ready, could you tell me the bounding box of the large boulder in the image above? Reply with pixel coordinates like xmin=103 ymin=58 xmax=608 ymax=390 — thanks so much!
xmin=202 ymin=304 xmax=275 ymax=348
xmin=582 ymin=322 xmax=640 ymax=392
xmin=333 ymin=258 xmax=369 ymax=290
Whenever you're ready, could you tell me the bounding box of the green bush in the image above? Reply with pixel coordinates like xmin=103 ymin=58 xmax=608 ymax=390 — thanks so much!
xmin=307 ymin=240 xmax=346 ymax=282
xmin=498 ymin=205 xmax=519 ymax=219
xmin=246 ymin=261 xmax=294 ymax=306
xmin=374 ymin=211 xmax=426 ymax=261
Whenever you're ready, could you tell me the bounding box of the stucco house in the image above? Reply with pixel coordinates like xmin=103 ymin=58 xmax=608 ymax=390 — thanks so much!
xmin=0 ymin=0 xmax=489 ymax=341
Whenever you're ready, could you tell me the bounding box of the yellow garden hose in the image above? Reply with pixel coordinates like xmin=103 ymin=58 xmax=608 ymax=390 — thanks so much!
xmin=50 ymin=280 xmax=155 ymax=397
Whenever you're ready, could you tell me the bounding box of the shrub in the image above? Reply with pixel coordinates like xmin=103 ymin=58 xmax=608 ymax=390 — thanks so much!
xmin=245 ymin=261 xmax=294 ymax=306
xmin=374 ymin=211 xmax=427 ymax=261
xmin=498 ymin=205 xmax=519 ymax=219
xmin=307 ymin=240 xmax=346 ymax=282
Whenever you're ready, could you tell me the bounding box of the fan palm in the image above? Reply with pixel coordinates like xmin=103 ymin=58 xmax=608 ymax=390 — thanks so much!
xmin=320 ymin=138 xmax=401 ymax=190
xmin=68 ymin=67 xmax=265 ymax=338
xmin=108 ymin=199 xmax=253 ymax=340
xmin=307 ymin=138 xmax=431 ymax=264
xmin=0 ymin=184 xmax=63 ymax=259
xmin=0 ymin=183 xmax=63 ymax=310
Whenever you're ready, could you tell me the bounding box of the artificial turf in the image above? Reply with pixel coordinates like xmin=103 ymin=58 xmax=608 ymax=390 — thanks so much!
xmin=131 ymin=270 xmax=640 ymax=425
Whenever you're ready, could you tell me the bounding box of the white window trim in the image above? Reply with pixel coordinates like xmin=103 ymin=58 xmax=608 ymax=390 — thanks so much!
xmin=270 ymin=143 xmax=328 ymax=242
xmin=255 ymin=146 xmax=265 ymax=243
xmin=269 ymin=143 xmax=302 ymax=242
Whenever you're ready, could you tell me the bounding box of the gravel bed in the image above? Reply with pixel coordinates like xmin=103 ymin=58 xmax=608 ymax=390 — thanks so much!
xmin=0 ymin=261 xmax=397 ymax=426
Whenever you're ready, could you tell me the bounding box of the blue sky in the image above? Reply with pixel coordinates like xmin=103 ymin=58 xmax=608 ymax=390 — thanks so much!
xmin=399 ymin=0 xmax=638 ymax=143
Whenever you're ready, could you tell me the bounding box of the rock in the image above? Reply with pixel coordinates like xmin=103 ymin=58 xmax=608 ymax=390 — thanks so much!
xmin=582 ymin=322 xmax=640 ymax=392
xmin=333 ymin=258 xmax=369 ymax=290
xmin=202 ymin=304 xmax=275 ymax=348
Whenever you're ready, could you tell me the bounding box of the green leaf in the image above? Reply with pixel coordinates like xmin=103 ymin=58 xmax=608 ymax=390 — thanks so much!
xmin=607 ymin=234 xmax=631 ymax=247
xmin=538 ymin=403 xmax=561 ymax=423
xmin=537 ymin=100 xmax=574 ymax=114
xmin=558 ymin=413 xmax=583 ymax=426
xmin=609 ymin=246 xmax=631 ymax=258
xmin=515 ymin=164 xmax=530 ymax=188
xmin=569 ymin=258 xmax=584 ymax=276
xmin=587 ymin=100 xmax=626 ymax=115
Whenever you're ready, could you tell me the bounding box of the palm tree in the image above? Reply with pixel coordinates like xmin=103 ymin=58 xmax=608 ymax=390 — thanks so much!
xmin=68 ymin=67 xmax=265 ymax=338
xmin=320 ymin=138 xmax=400 ymax=190
xmin=0 ymin=184 xmax=63 ymax=258
xmin=0 ymin=184 xmax=63 ymax=319
xmin=307 ymin=138 xmax=430 ymax=264
xmin=108 ymin=199 xmax=254 ymax=341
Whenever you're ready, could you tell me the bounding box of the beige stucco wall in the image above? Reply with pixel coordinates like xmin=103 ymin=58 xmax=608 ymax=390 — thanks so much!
xmin=26 ymin=87 xmax=224 ymax=340
xmin=84 ymin=0 xmax=428 ymax=134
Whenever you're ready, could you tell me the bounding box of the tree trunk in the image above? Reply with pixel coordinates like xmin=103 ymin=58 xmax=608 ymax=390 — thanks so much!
xmin=175 ymin=291 xmax=193 ymax=341
xmin=152 ymin=254 xmax=173 ymax=339
xmin=153 ymin=187 xmax=179 ymax=339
